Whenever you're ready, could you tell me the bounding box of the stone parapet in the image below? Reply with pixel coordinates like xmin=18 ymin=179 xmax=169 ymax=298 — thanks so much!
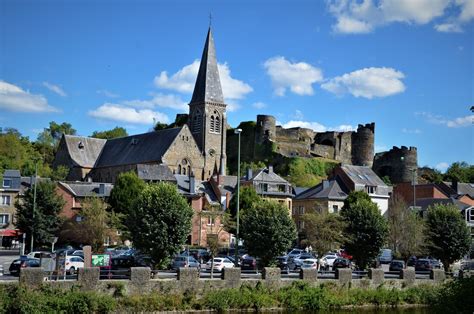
xmin=221 ymin=268 xmax=241 ymax=288
xmin=20 ymin=268 xmax=44 ymax=287
xmin=400 ymin=269 xmax=415 ymax=286
xmin=336 ymin=268 xmax=352 ymax=285
xmin=368 ymin=268 xmax=384 ymax=285
xmin=299 ymin=268 xmax=318 ymax=282
xmin=430 ymin=269 xmax=445 ymax=282
xmin=78 ymin=267 xmax=100 ymax=290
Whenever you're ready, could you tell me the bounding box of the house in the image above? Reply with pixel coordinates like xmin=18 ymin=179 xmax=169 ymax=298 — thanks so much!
xmin=241 ymin=166 xmax=293 ymax=214
xmin=53 ymin=27 xmax=229 ymax=184
xmin=175 ymin=174 xmax=237 ymax=247
xmin=292 ymin=178 xmax=348 ymax=233
xmin=333 ymin=164 xmax=392 ymax=215
xmin=0 ymin=170 xmax=21 ymax=247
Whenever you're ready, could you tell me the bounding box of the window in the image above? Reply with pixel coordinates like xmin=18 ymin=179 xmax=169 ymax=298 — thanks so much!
xmin=365 ymin=186 xmax=377 ymax=194
xmin=333 ymin=205 xmax=339 ymax=213
xmin=0 ymin=214 xmax=9 ymax=225
xmin=75 ymin=216 xmax=83 ymax=222
xmin=0 ymin=195 xmax=11 ymax=206
xmin=207 ymin=216 xmax=215 ymax=226
xmin=209 ymin=111 xmax=221 ymax=134
xmin=259 ymin=183 xmax=268 ymax=192
xmin=278 ymin=184 xmax=286 ymax=193
xmin=192 ymin=110 xmax=202 ymax=133
xmin=299 ymin=206 xmax=305 ymax=215
xmin=2 ymin=179 xmax=11 ymax=188
xmin=469 ymin=209 xmax=474 ymax=222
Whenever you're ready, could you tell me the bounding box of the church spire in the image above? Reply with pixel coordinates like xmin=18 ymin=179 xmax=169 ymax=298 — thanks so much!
xmin=190 ymin=27 xmax=224 ymax=104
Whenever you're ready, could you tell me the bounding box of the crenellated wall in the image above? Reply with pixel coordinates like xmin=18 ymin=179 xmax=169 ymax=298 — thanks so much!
xmin=373 ymin=146 xmax=418 ymax=184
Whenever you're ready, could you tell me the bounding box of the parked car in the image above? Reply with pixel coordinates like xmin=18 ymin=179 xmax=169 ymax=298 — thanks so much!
xmin=206 ymin=257 xmax=234 ymax=272
xmin=378 ymin=249 xmax=393 ymax=264
xmin=60 ymin=255 xmax=84 ymax=274
xmin=301 ymin=259 xmax=319 ymax=269
xmin=389 ymin=260 xmax=405 ymax=272
xmin=189 ymin=249 xmax=210 ymax=263
xmin=332 ymin=258 xmax=351 ymax=270
xmin=172 ymin=256 xmax=201 ymax=270
xmin=9 ymin=258 xmax=40 ymax=276
xmin=320 ymin=254 xmax=338 ymax=271
xmin=430 ymin=259 xmax=443 ymax=270
xmin=293 ymin=253 xmax=316 ymax=269
xmin=287 ymin=249 xmax=304 ymax=259
xmin=276 ymin=256 xmax=297 ymax=273
xmin=241 ymin=256 xmax=260 ymax=271
xmin=26 ymin=251 xmax=53 ymax=259
xmin=415 ymin=258 xmax=434 ymax=272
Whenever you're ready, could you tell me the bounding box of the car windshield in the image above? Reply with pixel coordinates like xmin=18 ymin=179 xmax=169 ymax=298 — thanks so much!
xmin=213 ymin=258 xmax=223 ymax=263
xmin=303 ymin=260 xmax=315 ymax=264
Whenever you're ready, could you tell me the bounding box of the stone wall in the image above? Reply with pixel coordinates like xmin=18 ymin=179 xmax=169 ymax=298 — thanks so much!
xmin=373 ymin=146 xmax=418 ymax=184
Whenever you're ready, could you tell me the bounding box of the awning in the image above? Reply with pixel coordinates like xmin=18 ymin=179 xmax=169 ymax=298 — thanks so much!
xmin=0 ymin=229 xmax=19 ymax=237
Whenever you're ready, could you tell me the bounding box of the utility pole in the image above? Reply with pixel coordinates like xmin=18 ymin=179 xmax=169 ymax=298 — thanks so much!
xmin=30 ymin=159 xmax=38 ymax=253
xmin=412 ymin=168 xmax=417 ymax=210
xmin=234 ymin=128 xmax=242 ymax=267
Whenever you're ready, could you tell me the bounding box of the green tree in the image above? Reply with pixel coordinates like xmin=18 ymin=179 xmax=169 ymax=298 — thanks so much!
xmin=153 ymin=122 xmax=168 ymax=131
xmin=227 ymin=186 xmax=261 ymax=234
xmin=47 ymin=121 xmax=76 ymax=144
xmin=387 ymin=194 xmax=426 ymax=260
xmin=240 ymin=200 xmax=297 ymax=266
xmin=0 ymin=130 xmax=43 ymax=177
xmin=91 ymin=127 xmax=128 ymax=139
xmin=301 ymin=213 xmax=345 ymax=258
xmin=340 ymin=191 xmax=388 ymax=270
xmin=444 ymin=161 xmax=474 ymax=183
xmin=426 ymin=204 xmax=471 ymax=271
xmin=127 ymin=183 xmax=193 ymax=267
xmin=15 ymin=181 xmax=65 ymax=250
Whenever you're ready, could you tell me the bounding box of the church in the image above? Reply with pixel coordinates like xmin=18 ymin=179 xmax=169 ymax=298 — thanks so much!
xmin=53 ymin=27 xmax=228 ymax=183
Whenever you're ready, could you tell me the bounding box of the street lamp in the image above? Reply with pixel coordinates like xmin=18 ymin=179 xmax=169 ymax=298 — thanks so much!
xmin=30 ymin=159 xmax=39 ymax=253
xmin=412 ymin=168 xmax=417 ymax=210
xmin=234 ymin=128 xmax=242 ymax=267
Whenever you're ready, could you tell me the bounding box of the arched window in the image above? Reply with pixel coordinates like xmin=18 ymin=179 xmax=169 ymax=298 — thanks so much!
xmin=210 ymin=111 xmax=221 ymax=134
xmin=178 ymin=165 xmax=182 ymax=174
xmin=178 ymin=159 xmax=191 ymax=175
xmin=210 ymin=115 xmax=215 ymax=132
xmin=192 ymin=110 xmax=202 ymax=133
xmin=215 ymin=116 xmax=221 ymax=133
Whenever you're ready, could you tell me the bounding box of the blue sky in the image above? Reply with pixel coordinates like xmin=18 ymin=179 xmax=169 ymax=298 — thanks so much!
xmin=1 ymin=0 xmax=473 ymax=171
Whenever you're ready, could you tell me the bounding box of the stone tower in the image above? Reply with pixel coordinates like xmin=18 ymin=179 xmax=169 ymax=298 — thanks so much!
xmin=255 ymin=115 xmax=276 ymax=144
xmin=351 ymin=123 xmax=375 ymax=167
xmin=188 ymin=27 xmax=227 ymax=180
xmin=373 ymin=146 xmax=418 ymax=184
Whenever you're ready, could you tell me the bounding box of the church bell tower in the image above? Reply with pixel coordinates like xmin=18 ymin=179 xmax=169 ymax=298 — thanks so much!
xmin=188 ymin=27 xmax=227 ymax=180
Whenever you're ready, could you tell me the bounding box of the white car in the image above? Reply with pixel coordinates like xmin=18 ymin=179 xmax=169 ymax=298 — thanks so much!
xmin=301 ymin=259 xmax=319 ymax=269
xmin=206 ymin=257 xmax=234 ymax=272
xmin=320 ymin=254 xmax=338 ymax=270
xmin=62 ymin=255 xmax=84 ymax=274
xmin=26 ymin=251 xmax=53 ymax=259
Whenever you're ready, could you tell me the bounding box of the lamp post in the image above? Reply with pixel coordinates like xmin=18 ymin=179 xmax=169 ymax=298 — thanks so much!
xmin=412 ymin=168 xmax=417 ymax=210
xmin=30 ymin=159 xmax=39 ymax=253
xmin=234 ymin=128 xmax=242 ymax=267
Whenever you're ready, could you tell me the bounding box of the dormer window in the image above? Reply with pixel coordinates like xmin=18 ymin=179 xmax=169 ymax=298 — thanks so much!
xmin=131 ymin=138 xmax=138 ymax=145
xmin=3 ymin=179 xmax=11 ymax=188
xmin=365 ymin=186 xmax=377 ymax=194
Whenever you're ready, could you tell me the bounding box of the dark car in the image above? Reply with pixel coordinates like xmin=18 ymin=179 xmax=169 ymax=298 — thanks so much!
xmin=189 ymin=249 xmax=210 ymax=263
xmin=332 ymin=258 xmax=351 ymax=270
xmin=415 ymin=259 xmax=434 ymax=272
xmin=407 ymin=256 xmax=417 ymax=267
xmin=241 ymin=256 xmax=260 ymax=271
xmin=171 ymin=256 xmax=201 ymax=270
xmin=9 ymin=258 xmax=41 ymax=276
xmin=389 ymin=260 xmax=405 ymax=272
xmin=276 ymin=256 xmax=296 ymax=273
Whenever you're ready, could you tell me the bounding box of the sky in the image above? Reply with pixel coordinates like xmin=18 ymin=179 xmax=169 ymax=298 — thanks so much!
xmin=1 ymin=0 xmax=473 ymax=171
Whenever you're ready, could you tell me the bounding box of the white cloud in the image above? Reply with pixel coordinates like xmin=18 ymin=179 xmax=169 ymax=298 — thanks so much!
xmin=435 ymin=162 xmax=450 ymax=172
xmin=97 ymin=89 xmax=120 ymax=98
xmin=402 ymin=128 xmax=422 ymax=134
xmin=321 ymin=67 xmax=406 ymax=99
xmin=226 ymin=101 xmax=241 ymax=112
xmin=416 ymin=112 xmax=473 ymax=127
xmin=375 ymin=144 xmax=388 ymax=153
xmin=123 ymin=93 xmax=187 ymax=111
xmin=154 ymin=60 xmax=252 ymax=100
xmin=89 ymin=104 xmax=169 ymax=125
xmin=0 ymin=81 xmax=59 ymax=113
xmin=42 ymin=82 xmax=67 ymax=97
xmin=327 ymin=0 xmax=473 ymax=33
xmin=252 ymin=102 xmax=267 ymax=109
xmin=263 ymin=56 xmax=323 ymax=96
xmin=282 ymin=120 xmax=355 ymax=132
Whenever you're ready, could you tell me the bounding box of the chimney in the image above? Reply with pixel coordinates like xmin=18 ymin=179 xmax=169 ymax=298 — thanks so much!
xmin=246 ymin=168 xmax=253 ymax=181
xmin=322 ymin=180 xmax=329 ymax=189
xmin=99 ymin=183 xmax=105 ymax=195
xmin=268 ymin=165 xmax=274 ymax=173
xmin=189 ymin=173 xmax=196 ymax=194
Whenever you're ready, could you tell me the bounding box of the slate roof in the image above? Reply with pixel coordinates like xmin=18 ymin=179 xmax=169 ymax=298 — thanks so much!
xmin=443 ymin=181 xmax=474 ymax=198
xmin=58 ymin=181 xmax=113 ymax=197
xmin=95 ymin=127 xmax=182 ymax=168
xmin=3 ymin=170 xmax=20 ymax=178
xmin=137 ymin=164 xmax=176 ymax=182
xmin=295 ymin=179 xmax=348 ymax=201
xmin=416 ymin=197 xmax=472 ymax=212
xmin=174 ymin=174 xmax=219 ymax=204
xmin=63 ymin=135 xmax=106 ymax=168
xmin=190 ymin=27 xmax=224 ymax=104
xmin=340 ymin=164 xmax=386 ymax=187
xmin=2 ymin=169 xmax=21 ymax=190
xmin=247 ymin=168 xmax=289 ymax=184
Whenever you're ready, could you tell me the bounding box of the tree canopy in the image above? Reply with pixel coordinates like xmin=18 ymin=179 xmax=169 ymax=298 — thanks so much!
xmin=240 ymin=200 xmax=297 ymax=266
xmin=91 ymin=127 xmax=128 ymax=139
xmin=301 ymin=212 xmax=345 ymax=258
xmin=426 ymin=204 xmax=471 ymax=270
xmin=340 ymin=191 xmax=388 ymax=270
xmin=127 ymin=183 xmax=193 ymax=267
xmin=15 ymin=180 xmax=65 ymax=250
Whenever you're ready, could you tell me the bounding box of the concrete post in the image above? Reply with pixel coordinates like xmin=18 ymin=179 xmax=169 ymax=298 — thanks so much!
xmin=83 ymin=246 xmax=92 ymax=268
xmin=131 ymin=267 xmax=151 ymax=284
xmin=78 ymin=267 xmax=100 ymax=291
xmin=335 ymin=268 xmax=352 ymax=285
xmin=368 ymin=268 xmax=384 ymax=285
xmin=400 ymin=269 xmax=415 ymax=286
xmin=177 ymin=267 xmax=199 ymax=282
xmin=19 ymin=268 xmax=44 ymax=287
xmin=430 ymin=269 xmax=446 ymax=282
xmin=262 ymin=267 xmax=280 ymax=280
xmin=222 ymin=268 xmax=241 ymax=288
xmin=299 ymin=268 xmax=318 ymax=282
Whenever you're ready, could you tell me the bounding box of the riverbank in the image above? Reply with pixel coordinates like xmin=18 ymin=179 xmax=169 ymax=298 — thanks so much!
xmin=0 ymin=278 xmax=472 ymax=313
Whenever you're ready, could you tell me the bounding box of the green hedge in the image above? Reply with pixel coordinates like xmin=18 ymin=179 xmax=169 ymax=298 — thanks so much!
xmin=1 ymin=278 xmax=472 ymax=313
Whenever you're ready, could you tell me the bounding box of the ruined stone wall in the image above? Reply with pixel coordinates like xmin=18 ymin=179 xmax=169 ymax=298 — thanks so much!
xmin=373 ymin=146 xmax=418 ymax=184
xmin=255 ymin=115 xmax=276 ymax=144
